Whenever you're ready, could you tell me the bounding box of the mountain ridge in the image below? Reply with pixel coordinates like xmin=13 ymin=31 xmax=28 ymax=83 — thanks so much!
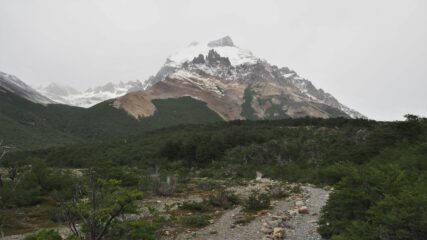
xmin=29 ymin=36 xmax=364 ymax=120
xmin=0 ymin=71 xmax=54 ymax=105
xmin=114 ymin=36 xmax=365 ymax=120
xmin=37 ymin=80 xmax=145 ymax=108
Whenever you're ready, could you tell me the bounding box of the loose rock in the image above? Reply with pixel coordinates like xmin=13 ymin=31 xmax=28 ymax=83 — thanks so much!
xmin=298 ymin=206 xmax=309 ymax=214
xmin=295 ymin=200 xmax=304 ymax=207
xmin=272 ymin=227 xmax=285 ymax=239
xmin=261 ymin=226 xmax=272 ymax=234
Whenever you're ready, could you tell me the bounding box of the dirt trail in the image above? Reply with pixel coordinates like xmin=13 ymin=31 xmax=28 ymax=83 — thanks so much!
xmin=284 ymin=187 xmax=329 ymax=240
xmin=171 ymin=186 xmax=329 ymax=240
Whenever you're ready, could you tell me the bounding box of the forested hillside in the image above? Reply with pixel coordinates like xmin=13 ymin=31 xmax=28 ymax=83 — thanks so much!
xmin=0 ymin=85 xmax=222 ymax=149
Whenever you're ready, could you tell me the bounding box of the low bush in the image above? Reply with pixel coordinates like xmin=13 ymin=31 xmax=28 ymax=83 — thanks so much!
xmin=24 ymin=229 xmax=62 ymax=240
xmin=243 ymin=192 xmax=271 ymax=212
xmin=207 ymin=191 xmax=239 ymax=209
xmin=180 ymin=201 xmax=209 ymax=212
xmin=180 ymin=213 xmax=210 ymax=228
xmin=268 ymin=184 xmax=290 ymax=199
xmin=108 ymin=219 xmax=162 ymax=240
xmin=289 ymin=184 xmax=302 ymax=194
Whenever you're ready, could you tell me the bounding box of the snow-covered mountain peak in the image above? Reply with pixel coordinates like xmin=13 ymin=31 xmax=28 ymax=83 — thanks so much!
xmin=166 ymin=36 xmax=258 ymax=67
xmin=207 ymin=36 xmax=235 ymax=47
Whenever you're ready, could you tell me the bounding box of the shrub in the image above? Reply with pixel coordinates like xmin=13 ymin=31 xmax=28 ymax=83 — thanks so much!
xmin=24 ymin=229 xmax=62 ymax=240
xmin=64 ymin=236 xmax=79 ymax=240
xmin=289 ymin=184 xmax=302 ymax=194
xmin=180 ymin=201 xmax=209 ymax=212
xmin=208 ymin=191 xmax=239 ymax=209
xmin=0 ymin=174 xmax=41 ymax=207
xmin=268 ymin=184 xmax=290 ymax=199
xmin=108 ymin=219 xmax=162 ymax=240
xmin=181 ymin=213 xmax=210 ymax=228
xmin=243 ymin=192 xmax=271 ymax=212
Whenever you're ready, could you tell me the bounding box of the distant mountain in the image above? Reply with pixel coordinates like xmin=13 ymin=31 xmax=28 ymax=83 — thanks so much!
xmin=0 ymin=37 xmax=366 ymax=149
xmin=0 ymin=72 xmax=54 ymax=105
xmin=35 ymin=36 xmax=364 ymax=120
xmin=114 ymin=36 xmax=366 ymax=120
xmin=38 ymin=81 xmax=144 ymax=108
xmin=0 ymin=72 xmax=221 ymax=149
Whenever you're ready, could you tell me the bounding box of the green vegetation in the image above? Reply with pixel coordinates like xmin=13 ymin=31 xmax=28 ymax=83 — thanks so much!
xmin=1 ymin=114 xmax=427 ymax=239
xmin=243 ymin=192 xmax=271 ymax=212
xmin=0 ymin=86 xmax=223 ymax=149
xmin=59 ymin=170 xmax=143 ymax=240
xmin=24 ymin=229 xmax=62 ymax=240
xmin=107 ymin=219 xmax=163 ymax=240
xmin=180 ymin=213 xmax=210 ymax=228
xmin=207 ymin=191 xmax=239 ymax=209
xmin=179 ymin=191 xmax=239 ymax=214
xmin=180 ymin=201 xmax=210 ymax=212
xmin=240 ymin=86 xmax=257 ymax=120
xmin=0 ymin=87 xmax=84 ymax=149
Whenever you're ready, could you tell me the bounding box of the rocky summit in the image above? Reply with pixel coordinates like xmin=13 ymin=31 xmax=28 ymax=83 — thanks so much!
xmin=114 ymin=36 xmax=365 ymax=120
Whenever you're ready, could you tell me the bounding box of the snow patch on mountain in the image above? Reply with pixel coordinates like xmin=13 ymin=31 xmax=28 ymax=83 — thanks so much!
xmin=170 ymin=69 xmax=225 ymax=97
xmin=38 ymin=81 xmax=144 ymax=108
xmin=280 ymin=68 xmax=366 ymax=119
xmin=166 ymin=36 xmax=259 ymax=67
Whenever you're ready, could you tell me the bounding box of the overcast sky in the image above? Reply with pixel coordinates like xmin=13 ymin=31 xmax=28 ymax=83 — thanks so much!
xmin=1 ymin=0 xmax=426 ymax=120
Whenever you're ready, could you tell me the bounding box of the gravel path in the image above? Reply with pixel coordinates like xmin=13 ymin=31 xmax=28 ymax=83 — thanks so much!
xmin=172 ymin=185 xmax=329 ymax=240
xmin=284 ymin=186 xmax=329 ymax=240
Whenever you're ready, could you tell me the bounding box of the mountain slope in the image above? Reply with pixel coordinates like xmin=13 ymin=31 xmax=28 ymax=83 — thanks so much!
xmin=0 ymin=79 xmax=222 ymax=149
xmin=114 ymin=36 xmax=365 ymax=120
xmin=0 ymin=72 xmax=54 ymax=105
xmin=0 ymin=85 xmax=84 ymax=149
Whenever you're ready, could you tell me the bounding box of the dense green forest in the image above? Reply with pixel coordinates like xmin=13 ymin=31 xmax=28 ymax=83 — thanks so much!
xmin=1 ymin=115 xmax=426 ymax=239
xmin=0 ymin=86 xmax=222 ymax=149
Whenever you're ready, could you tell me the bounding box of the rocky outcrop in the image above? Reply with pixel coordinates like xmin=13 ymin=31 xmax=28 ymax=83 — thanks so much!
xmin=113 ymin=92 xmax=155 ymax=119
xmin=206 ymin=49 xmax=232 ymax=67
xmin=192 ymin=54 xmax=205 ymax=64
